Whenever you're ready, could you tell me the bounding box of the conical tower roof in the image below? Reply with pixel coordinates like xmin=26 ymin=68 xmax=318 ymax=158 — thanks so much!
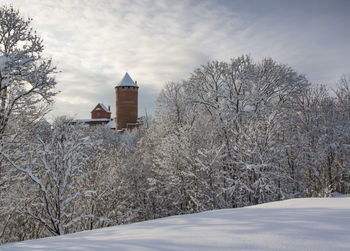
xmin=116 ymin=72 xmax=138 ymax=87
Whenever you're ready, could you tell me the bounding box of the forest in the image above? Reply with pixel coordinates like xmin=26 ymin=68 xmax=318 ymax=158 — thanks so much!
xmin=0 ymin=5 xmax=349 ymax=244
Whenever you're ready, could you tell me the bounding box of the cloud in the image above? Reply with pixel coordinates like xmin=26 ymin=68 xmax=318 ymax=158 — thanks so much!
xmin=0 ymin=0 xmax=349 ymax=119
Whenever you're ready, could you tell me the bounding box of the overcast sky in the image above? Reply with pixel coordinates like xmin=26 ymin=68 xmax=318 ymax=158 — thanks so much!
xmin=1 ymin=0 xmax=349 ymax=119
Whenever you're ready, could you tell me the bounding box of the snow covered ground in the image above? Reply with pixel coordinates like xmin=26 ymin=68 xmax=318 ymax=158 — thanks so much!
xmin=2 ymin=197 xmax=350 ymax=250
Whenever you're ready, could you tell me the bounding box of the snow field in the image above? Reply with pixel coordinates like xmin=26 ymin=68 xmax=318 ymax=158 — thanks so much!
xmin=2 ymin=197 xmax=350 ymax=250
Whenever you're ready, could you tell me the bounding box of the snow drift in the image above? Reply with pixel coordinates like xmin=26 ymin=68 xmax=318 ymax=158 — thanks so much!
xmin=2 ymin=197 xmax=350 ymax=250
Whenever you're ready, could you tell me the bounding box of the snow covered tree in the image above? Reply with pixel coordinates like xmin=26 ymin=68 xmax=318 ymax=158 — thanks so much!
xmin=1 ymin=118 xmax=93 ymax=236
xmin=288 ymin=82 xmax=350 ymax=197
xmin=335 ymin=74 xmax=350 ymax=116
xmin=180 ymin=56 xmax=309 ymax=207
xmin=334 ymin=76 xmax=350 ymax=194
xmin=0 ymin=5 xmax=57 ymax=138
xmin=79 ymin=125 xmax=142 ymax=230
xmin=0 ymin=5 xmax=57 ymax=242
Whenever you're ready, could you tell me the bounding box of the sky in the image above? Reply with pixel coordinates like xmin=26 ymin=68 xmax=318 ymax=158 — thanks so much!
xmin=0 ymin=0 xmax=349 ymax=119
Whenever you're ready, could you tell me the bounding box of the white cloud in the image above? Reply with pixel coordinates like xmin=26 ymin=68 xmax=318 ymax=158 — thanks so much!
xmin=0 ymin=0 xmax=349 ymax=118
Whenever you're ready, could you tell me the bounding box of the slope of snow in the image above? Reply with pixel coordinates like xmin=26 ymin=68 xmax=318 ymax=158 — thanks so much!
xmin=2 ymin=197 xmax=350 ymax=250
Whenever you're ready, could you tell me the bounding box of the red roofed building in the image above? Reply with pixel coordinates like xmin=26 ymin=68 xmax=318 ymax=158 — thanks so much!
xmin=72 ymin=73 xmax=142 ymax=131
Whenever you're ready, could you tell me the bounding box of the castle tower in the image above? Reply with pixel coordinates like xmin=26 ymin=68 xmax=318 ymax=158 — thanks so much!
xmin=115 ymin=72 xmax=138 ymax=130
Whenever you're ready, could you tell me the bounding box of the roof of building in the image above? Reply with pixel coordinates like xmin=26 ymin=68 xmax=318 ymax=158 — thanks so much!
xmin=116 ymin=72 xmax=138 ymax=87
xmin=91 ymin=103 xmax=111 ymax=114
xmin=99 ymin=103 xmax=111 ymax=113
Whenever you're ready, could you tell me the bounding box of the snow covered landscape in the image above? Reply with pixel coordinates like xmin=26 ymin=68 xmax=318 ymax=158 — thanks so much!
xmin=1 ymin=2 xmax=350 ymax=248
xmin=2 ymin=197 xmax=350 ymax=250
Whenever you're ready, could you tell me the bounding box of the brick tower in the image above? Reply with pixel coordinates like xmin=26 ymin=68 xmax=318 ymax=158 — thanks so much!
xmin=115 ymin=72 xmax=138 ymax=130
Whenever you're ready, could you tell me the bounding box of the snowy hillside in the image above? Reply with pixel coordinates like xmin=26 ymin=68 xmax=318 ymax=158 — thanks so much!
xmin=2 ymin=197 xmax=350 ymax=251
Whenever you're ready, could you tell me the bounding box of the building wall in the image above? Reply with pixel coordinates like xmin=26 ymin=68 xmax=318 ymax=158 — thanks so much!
xmin=115 ymin=86 xmax=138 ymax=130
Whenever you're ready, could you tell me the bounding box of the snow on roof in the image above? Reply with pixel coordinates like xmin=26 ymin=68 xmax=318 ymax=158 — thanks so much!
xmin=116 ymin=72 xmax=138 ymax=87
xmin=106 ymin=118 xmax=115 ymax=129
xmin=99 ymin=103 xmax=111 ymax=114
xmin=91 ymin=103 xmax=111 ymax=114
